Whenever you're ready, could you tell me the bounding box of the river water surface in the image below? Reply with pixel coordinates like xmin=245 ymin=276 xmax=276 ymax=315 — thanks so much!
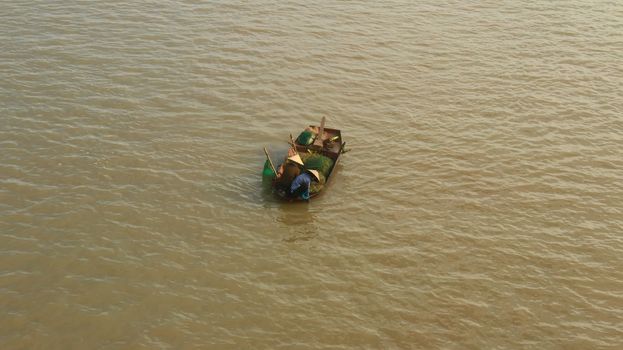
xmin=1 ymin=1 xmax=623 ymax=349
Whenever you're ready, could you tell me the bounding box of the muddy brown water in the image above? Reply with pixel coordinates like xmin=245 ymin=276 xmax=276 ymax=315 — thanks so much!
xmin=1 ymin=1 xmax=622 ymax=348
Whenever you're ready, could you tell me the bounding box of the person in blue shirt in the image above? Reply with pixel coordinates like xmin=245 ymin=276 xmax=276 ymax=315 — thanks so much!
xmin=289 ymin=169 xmax=320 ymax=200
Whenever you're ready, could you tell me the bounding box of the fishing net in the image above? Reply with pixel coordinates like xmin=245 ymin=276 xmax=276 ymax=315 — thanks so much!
xmin=301 ymin=152 xmax=333 ymax=193
xmin=301 ymin=153 xmax=334 ymax=177
xmin=309 ymin=172 xmax=326 ymax=194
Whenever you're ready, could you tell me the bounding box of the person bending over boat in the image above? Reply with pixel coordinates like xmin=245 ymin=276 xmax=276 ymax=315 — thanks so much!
xmin=289 ymin=169 xmax=320 ymax=201
xmin=276 ymin=154 xmax=304 ymax=190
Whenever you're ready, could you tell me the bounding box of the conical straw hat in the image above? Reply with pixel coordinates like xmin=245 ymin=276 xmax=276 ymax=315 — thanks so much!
xmin=308 ymin=169 xmax=320 ymax=182
xmin=287 ymin=154 xmax=304 ymax=166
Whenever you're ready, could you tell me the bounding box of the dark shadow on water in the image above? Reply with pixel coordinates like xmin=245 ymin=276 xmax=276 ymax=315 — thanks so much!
xmin=261 ymin=176 xmax=274 ymax=194
xmin=255 ymin=146 xmax=348 ymax=242
xmin=260 ymin=174 xmax=319 ymax=241
xmin=277 ymin=202 xmax=314 ymax=226
xmin=276 ymin=199 xmax=319 ymax=243
xmin=282 ymin=230 xmax=318 ymax=243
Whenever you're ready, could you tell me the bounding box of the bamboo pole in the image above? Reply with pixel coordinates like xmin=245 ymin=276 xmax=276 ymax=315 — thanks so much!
xmin=263 ymin=146 xmax=277 ymax=175
xmin=289 ymin=133 xmax=299 ymax=155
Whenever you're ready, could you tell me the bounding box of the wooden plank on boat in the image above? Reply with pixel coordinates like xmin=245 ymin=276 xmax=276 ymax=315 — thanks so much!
xmin=312 ymin=116 xmax=326 ymax=149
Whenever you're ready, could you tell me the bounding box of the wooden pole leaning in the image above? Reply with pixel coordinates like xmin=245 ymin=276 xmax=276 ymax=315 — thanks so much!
xmin=289 ymin=133 xmax=299 ymax=155
xmin=263 ymin=146 xmax=277 ymax=175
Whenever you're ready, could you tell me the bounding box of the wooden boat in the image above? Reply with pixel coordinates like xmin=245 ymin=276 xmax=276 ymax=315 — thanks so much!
xmin=264 ymin=117 xmax=346 ymax=201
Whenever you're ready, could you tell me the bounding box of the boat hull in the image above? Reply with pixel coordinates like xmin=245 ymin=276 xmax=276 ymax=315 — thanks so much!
xmin=273 ymin=126 xmax=344 ymax=201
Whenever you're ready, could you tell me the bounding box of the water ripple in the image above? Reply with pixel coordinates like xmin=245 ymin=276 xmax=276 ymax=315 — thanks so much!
xmin=2 ymin=0 xmax=623 ymax=348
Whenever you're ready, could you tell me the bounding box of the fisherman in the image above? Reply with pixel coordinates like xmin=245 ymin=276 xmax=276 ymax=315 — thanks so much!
xmin=289 ymin=169 xmax=321 ymax=201
xmin=275 ymin=153 xmax=304 ymax=190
